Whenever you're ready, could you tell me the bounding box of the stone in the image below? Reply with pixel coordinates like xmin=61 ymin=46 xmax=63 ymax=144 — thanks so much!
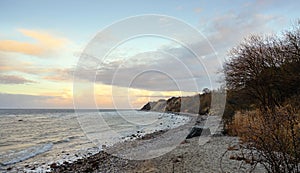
xmin=186 ymin=126 xmax=211 ymax=139
xmin=140 ymin=102 xmax=151 ymax=110
xmin=50 ymin=163 xmax=58 ymax=169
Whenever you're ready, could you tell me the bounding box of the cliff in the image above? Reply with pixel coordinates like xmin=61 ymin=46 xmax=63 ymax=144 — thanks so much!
xmin=141 ymin=93 xmax=212 ymax=115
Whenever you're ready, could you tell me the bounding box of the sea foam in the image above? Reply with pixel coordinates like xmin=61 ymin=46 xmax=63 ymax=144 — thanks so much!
xmin=1 ymin=143 xmax=53 ymax=166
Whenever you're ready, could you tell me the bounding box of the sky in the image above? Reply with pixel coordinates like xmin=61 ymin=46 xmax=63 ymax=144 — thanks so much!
xmin=0 ymin=0 xmax=299 ymax=109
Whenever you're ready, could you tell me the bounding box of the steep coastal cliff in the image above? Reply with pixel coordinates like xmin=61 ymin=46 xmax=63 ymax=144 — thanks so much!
xmin=141 ymin=93 xmax=212 ymax=115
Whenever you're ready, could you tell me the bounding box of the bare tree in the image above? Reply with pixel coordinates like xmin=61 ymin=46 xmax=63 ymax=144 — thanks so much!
xmin=223 ymin=20 xmax=300 ymax=173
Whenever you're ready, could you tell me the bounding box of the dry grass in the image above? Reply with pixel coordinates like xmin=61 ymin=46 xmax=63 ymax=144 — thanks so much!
xmin=226 ymin=105 xmax=300 ymax=173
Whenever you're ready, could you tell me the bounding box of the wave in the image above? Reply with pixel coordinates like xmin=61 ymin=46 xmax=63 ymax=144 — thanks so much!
xmin=1 ymin=143 xmax=53 ymax=166
xmin=53 ymin=138 xmax=70 ymax=144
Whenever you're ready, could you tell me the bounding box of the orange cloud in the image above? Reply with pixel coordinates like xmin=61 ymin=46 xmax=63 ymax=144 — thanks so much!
xmin=0 ymin=29 xmax=69 ymax=56
xmin=42 ymin=68 xmax=72 ymax=82
xmin=39 ymin=88 xmax=73 ymax=108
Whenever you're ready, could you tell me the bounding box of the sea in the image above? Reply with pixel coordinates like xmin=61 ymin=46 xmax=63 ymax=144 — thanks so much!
xmin=0 ymin=109 xmax=189 ymax=172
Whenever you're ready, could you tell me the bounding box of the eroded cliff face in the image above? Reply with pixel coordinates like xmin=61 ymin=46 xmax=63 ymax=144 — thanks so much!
xmin=140 ymin=99 xmax=167 ymax=112
xmin=140 ymin=93 xmax=211 ymax=115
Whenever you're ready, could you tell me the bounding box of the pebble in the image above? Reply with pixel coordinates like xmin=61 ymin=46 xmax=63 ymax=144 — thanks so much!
xmin=50 ymin=163 xmax=57 ymax=169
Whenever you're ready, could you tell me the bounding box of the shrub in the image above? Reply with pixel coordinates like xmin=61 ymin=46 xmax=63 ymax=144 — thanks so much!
xmin=229 ymin=106 xmax=300 ymax=173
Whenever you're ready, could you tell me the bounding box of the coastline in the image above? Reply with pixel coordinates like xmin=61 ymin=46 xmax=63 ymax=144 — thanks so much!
xmin=50 ymin=111 xmax=197 ymax=172
xmin=49 ymin=113 xmax=192 ymax=172
xmin=8 ymin=111 xmax=265 ymax=172
xmin=4 ymin=111 xmax=193 ymax=172
xmin=50 ymin=129 xmax=266 ymax=173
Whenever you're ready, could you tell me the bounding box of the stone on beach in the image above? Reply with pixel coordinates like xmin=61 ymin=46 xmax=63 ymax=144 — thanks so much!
xmin=186 ymin=126 xmax=211 ymax=139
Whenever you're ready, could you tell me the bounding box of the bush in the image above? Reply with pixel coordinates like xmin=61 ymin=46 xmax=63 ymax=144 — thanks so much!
xmin=229 ymin=106 xmax=300 ymax=173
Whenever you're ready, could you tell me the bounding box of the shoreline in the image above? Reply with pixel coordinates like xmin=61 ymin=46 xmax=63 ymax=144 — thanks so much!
xmin=4 ymin=111 xmax=195 ymax=172
xmin=51 ymin=134 xmax=266 ymax=173
xmin=6 ymin=111 xmax=266 ymax=172
xmin=50 ymin=112 xmax=234 ymax=172
xmin=51 ymin=113 xmax=197 ymax=172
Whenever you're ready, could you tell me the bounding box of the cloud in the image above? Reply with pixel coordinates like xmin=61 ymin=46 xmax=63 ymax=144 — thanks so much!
xmin=0 ymin=75 xmax=34 ymax=84
xmin=0 ymin=55 xmax=40 ymax=75
xmin=0 ymin=93 xmax=73 ymax=108
xmin=0 ymin=93 xmax=52 ymax=108
xmin=42 ymin=68 xmax=73 ymax=82
xmin=73 ymin=48 xmax=215 ymax=92
xmin=198 ymin=1 xmax=286 ymax=64
xmin=0 ymin=54 xmax=74 ymax=83
xmin=72 ymin=2 xmax=286 ymax=93
xmin=0 ymin=29 xmax=69 ymax=56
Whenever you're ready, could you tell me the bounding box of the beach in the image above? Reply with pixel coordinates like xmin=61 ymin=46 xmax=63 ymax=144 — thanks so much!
xmin=51 ymin=127 xmax=266 ymax=173
xmin=1 ymin=110 xmax=267 ymax=172
xmin=50 ymin=114 xmax=265 ymax=173
xmin=0 ymin=110 xmax=191 ymax=172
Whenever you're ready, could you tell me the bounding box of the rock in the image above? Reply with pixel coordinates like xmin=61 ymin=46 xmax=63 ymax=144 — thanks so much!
xmin=140 ymin=102 xmax=152 ymax=110
xmin=173 ymin=156 xmax=182 ymax=163
xmin=199 ymin=107 xmax=209 ymax=115
xmin=236 ymin=156 xmax=245 ymax=161
xmin=7 ymin=167 xmax=12 ymax=171
xmin=227 ymin=145 xmax=239 ymax=151
xmin=186 ymin=126 xmax=211 ymax=139
xmin=50 ymin=163 xmax=58 ymax=169
xmin=140 ymin=100 xmax=166 ymax=112
xmin=229 ymin=155 xmax=236 ymax=160
xmin=165 ymin=97 xmax=181 ymax=112
xmin=180 ymin=139 xmax=190 ymax=144
xmin=140 ymin=93 xmax=213 ymax=115
xmin=76 ymin=159 xmax=83 ymax=164
xmin=175 ymin=158 xmax=182 ymax=162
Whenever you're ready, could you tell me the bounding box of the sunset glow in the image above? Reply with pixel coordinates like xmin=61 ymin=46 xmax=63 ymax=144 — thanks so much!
xmin=0 ymin=0 xmax=298 ymax=108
